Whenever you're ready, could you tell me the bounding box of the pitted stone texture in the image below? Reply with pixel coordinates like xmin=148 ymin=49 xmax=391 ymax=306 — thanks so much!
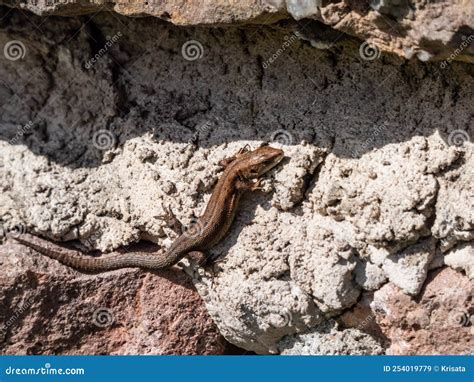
xmin=432 ymin=149 xmax=474 ymax=252
xmin=339 ymin=292 xmax=388 ymax=344
xmin=371 ymin=268 xmax=473 ymax=355
xmin=272 ymin=145 xmax=326 ymax=211
xmin=191 ymin=209 xmax=323 ymax=355
xmin=354 ymin=260 xmax=387 ymax=291
xmin=288 ymin=220 xmax=360 ymax=313
xmin=277 ymin=320 xmax=384 ymax=355
xmin=444 ymin=243 xmax=474 ymax=280
xmin=382 ymin=238 xmax=436 ymax=296
xmin=309 ymin=137 xmax=459 ymax=252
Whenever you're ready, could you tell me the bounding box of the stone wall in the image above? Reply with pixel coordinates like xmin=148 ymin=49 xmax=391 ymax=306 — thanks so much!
xmin=0 ymin=4 xmax=472 ymax=354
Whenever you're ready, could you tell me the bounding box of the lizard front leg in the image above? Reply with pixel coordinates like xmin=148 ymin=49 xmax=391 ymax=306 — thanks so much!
xmin=235 ymin=173 xmax=265 ymax=192
xmin=218 ymin=144 xmax=251 ymax=168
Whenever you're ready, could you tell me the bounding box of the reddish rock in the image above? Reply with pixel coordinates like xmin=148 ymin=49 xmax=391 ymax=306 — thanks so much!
xmin=0 ymin=241 xmax=226 ymax=355
xmin=343 ymin=267 xmax=472 ymax=355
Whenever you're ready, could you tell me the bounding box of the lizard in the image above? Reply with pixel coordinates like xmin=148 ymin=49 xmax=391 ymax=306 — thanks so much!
xmin=8 ymin=145 xmax=284 ymax=272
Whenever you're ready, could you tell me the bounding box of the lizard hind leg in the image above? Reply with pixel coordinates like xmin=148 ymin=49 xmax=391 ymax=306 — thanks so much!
xmin=155 ymin=205 xmax=184 ymax=236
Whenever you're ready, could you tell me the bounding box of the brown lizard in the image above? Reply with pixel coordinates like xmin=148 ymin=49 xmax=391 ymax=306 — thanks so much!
xmin=9 ymin=145 xmax=284 ymax=272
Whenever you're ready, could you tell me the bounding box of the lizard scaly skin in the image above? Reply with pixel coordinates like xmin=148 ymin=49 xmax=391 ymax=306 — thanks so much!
xmin=10 ymin=146 xmax=284 ymax=272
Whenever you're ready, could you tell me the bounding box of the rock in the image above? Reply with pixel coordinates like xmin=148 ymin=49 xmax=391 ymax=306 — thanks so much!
xmin=191 ymin=211 xmax=324 ymax=355
xmin=288 ymin=221 xmax=360 ymax=313
xmin=432 ymin=149 xmax=474 ymax=252
xmin=1 ymin=1 xmax=472 ymax=63
xmin=277 ymin=320 xmax=383 ymax=355
xmin=0 ymin=241 xmax=226 ymax=355
xmin=371 ymin=268 xmax=473 ymax=355
xmin=339 ymin=292 xmax=387 ymax=343
xmin=428 ymin=248 xmax=446 ymax=271
xmin=355 ymin=260 xmax=387 ymax=291
xmin=272 ymin=145 xmax=326 ymax=210
xmin=286 ymin=0 xmax=321 ymax=20
xmin=0 ymin=8 xmax=473 ymax=355
xmin=444 ymin=243 xmax=474 ymax=280
xmin=370 ymin=0 xmax=412 ymax=19
xmin=382 ymin=238 xmax=435 ymax=295
xmin=309 ymin=137 xmax=452 ymax=252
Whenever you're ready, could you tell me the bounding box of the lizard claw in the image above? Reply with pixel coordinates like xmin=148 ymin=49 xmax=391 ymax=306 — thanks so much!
xmin=218 ymin=145 xmax=252 ymax=168
xmin=250 ymin=178 xmax=265 ymax=191
xmin=200 ymin=252 xmax=221 ymax=266
xmin=237 ymin=144 xmax=251 ymax=155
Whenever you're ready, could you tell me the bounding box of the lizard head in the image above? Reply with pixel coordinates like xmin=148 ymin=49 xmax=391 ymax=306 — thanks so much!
xmin=238 ymin=145 xmax=284 ymax=179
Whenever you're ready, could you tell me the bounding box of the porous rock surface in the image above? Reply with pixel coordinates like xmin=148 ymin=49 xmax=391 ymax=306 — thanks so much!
xmin=277 ymin=320 xmax=384 ymax=355
xmin=371 ymin=267 xmax=473 ymax=355
xmin=2 ymin=0 xmax=473 ymax=63
xmin=340 ymin=268 xmax=473 ymax=355
xmin=0 ymin=7 xmax=473 ymax=354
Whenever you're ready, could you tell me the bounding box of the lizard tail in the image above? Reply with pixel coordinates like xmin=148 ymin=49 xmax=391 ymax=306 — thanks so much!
xmin=8 ymin=233 xmax=184 ymax=272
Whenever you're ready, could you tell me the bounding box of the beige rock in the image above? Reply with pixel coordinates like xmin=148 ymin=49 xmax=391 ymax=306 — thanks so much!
xmin=310 ymin=137 xmax=454 ymax=251
xmin=444 ymin=243 xmax=474 ymax=280
xmin=382 ymin=238 xmax=436 ymax=295
xmin=277 ymin=320 xmax=383 ymax=355
xmin=432 ymin=149 xmax=474 ymax=252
